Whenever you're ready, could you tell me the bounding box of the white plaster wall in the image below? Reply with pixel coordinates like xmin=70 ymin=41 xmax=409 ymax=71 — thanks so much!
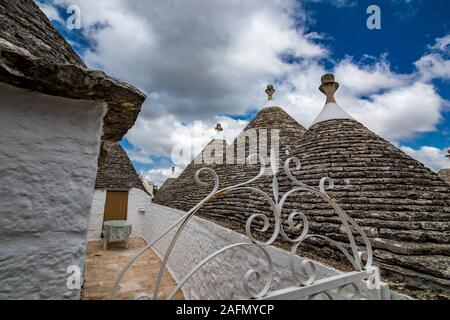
xmin=130 ymin=203 xmax=380 ymax=300
xmin=127 ymin=188 xmax=152 ymax=237
xmin=87 ymin=190 xmax=107 ymax=240
xmin=87 ymin=188 xmax=151 ymax=240
xmin=0 ymin=83 xmax=106 ymax=299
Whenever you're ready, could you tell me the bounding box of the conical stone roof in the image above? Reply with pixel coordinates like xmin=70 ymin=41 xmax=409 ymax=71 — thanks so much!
xmin=95 ymin=142 xmax=144 ymax=191
xmin=287 ymin=117 xmax=450 ymax=297
xmin=439 ymin=169 xmax=450 ymax=185
xmin=155 ymin=78 xmax=450 ymax=298
xmin=157 ymin=178 xmax=176 ymax=194
xmin=153 ymin=94 xmax=308 ymax=220
xmin=153 ymin=139 xmax=229 ymax=207
xmin=283 ymin=74 xmax=450 ymax=298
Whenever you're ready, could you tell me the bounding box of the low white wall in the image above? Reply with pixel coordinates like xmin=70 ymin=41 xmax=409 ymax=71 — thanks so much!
xmin=87 ymin=188 xmax=151 ymax=240
xmin=0 ymin=83 xmax=106 ymax=299
xmin=131 ymin=203 xmax=376 ymax=300
xmin=87 ymin=190 xmax=107 ymax=240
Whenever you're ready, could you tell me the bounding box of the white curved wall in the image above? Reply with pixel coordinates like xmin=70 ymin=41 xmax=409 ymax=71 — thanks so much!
xmin=132 ymin=203 xmax=383 ymax=300
xmin=0 ymin=83 xmax=106 ymax=299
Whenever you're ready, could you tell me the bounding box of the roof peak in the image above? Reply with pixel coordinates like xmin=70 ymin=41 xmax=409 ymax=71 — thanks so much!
xmin=311 ymin=103 xmax=353 ymax=126
xmin=265 ymin=84 xmax=275 ymax=101
xmin=319 ymin=73 xmax=339 ymax=104
xmin=312 ymin=74 xmax=353 ymax=125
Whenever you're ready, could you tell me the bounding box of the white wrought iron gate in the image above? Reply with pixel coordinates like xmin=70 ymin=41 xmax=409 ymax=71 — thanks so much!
xmin=109 ymin=151 xmax=391 ymax=300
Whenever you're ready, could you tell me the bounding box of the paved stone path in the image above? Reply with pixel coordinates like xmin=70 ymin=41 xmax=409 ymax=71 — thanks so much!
xmin=81 ymin=237 xmax=184 ymax=300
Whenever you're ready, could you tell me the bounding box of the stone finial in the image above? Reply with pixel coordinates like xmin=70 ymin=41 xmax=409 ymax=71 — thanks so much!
xmin=215 ymin=123 xmax=224 ymax=132
xmin=446 ymin=149 xmax=450 ymax=158
xmin=265 ymin=84 xmax=275 ymax=101
xmin=172 ymin=166 xmax=175 ymax=174
xmin=319 ymin=73 xmax=339 ymax=104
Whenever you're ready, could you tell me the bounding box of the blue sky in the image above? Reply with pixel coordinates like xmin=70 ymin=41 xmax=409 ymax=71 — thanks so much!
xmin=37 ymin=0 xmax=450 ymax=185
xmin=303 ymin=0 xmax=450 ymax=149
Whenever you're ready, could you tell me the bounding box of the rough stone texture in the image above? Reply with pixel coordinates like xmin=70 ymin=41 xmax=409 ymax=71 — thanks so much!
xmin=0 ymin=0 xmax=85 ymax=67
xmin=95 ymin=143 xmax=144 ymax=191
xmin=0 ymin=83 xmax=105 ymax=299
xmin=157 ymin=178 xmax=176 ymax=195
xmin=438 ymin=169 xmax=450 ymax=185
xmin=155 ymin=107 xmax=450 ymax=299
xmin=285 ymin=118 xmax=450 ymax=298
xmin=0 ymin=0 xmax=146 ymax=143
xmin=81 ymin=238 xmax=184 ymax=300
xmin=88 ymin=188 xmax=152 ymax=240
xmin=154 ymin=105 xmax=307 ymax=212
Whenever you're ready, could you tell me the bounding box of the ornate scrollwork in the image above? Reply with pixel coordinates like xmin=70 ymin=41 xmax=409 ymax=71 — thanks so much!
xmin=110 ymin=149 xmax=379 ymax=300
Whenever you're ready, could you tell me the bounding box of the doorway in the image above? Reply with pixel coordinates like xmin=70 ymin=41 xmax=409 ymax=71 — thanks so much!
xmin=103 ymin=191 xmax=129 ymax=221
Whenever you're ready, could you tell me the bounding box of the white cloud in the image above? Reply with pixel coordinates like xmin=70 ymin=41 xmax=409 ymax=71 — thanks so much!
xmin=334 ymin=57 xmax=409 ymax=96
xmin=428 ymin=34 xmax=450 ymax=53
xmin=415 ymin=35 xmax=450 ymax=81
xmin=140 ymin=167 xmax=181 ymax=187
xmin=37 ymin=1 xmax=63 ymax=23
xmin=349 ymin=82 xmax=443 ymax=141
xmin=400 ymin=146 xmax=450 ymax=172
xmin=126 ymin=113 xmax=247 ymax=167
xmin=266 ymin=60 xmax=444 ymax=142
xmin=51 ymin=0 xmax=324 ymax=122
xmin=124 ymin=148 xmax=153 ymax=165
xmin=415 ymin=53 xmax=450 ymax=81
xmin=40 ymin=1 xmax=449 ymax=175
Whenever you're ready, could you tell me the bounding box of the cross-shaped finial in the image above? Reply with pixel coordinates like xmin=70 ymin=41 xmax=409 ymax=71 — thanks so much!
xmin=265 ymin=84 xmax=275 ymax=101
xmin=319 ymin=73 xmax=339 ymax=104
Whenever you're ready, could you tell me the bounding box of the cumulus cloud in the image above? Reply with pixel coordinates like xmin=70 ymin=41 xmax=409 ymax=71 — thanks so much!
xmin=51 ymin=0 xmax=325 ymax=121
xmin=126 ymin=114 xmax=247 ymax=168
xmin=400 ymin=146 xmax=450 ymax=172
xmin=334 ymin=57 xmax=409 ymax=96
xmin=140 ymin=167 xmax=181 ymax=187
xmin=428 ymin=34 xmax=450 ymax=52
xmin=37 ymin=1 xmax=63 ymax=23
xmin=264 ymin=58 xmax=444 ymax=141
xmin=415 ymin=54 xmax=450 ymax=81
xmin=415 ymin=34 xmax=450 ymax=81
xmin=40 ymin=1 xmax=449 ymax=180
xmin=350 ymin=82 xmax=443 ymax=141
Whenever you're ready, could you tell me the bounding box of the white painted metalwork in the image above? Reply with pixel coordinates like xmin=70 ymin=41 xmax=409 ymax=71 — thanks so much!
xmin=109 ymin=150 xmax=390 ymax=300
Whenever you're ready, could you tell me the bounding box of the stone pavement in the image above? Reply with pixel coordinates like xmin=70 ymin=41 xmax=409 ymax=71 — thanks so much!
xmin=81 ymin=237 xmax=184 ymax=300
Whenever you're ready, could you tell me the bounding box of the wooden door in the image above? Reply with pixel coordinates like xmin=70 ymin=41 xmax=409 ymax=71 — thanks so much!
xmin=103 ymin=191 xmax=129 ymax=221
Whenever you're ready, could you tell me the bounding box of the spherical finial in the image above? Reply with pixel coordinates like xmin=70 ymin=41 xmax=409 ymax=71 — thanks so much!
xmin=214 ymin=123 xmax=224 ymax=132
xmin=171 ymin=166 xmax=175 ymax=174
xmin=319 ymin=73 xmax=339 ymax=104
xmin=265 ymin=84 xmax=275 ymax=101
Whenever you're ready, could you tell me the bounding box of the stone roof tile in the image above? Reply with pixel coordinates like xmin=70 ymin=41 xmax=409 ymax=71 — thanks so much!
xmin=95 ymin=142 xmax=144 ymax=191
xmin=0 ymin=0 xmax=145 ymax=142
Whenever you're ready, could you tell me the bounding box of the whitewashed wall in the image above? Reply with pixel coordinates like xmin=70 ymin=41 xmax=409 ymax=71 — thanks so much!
xmin=0 ymin=83 xmax=106 ymax=299
xmin=87 ymin=188 xmax=151 ymax=240
xmin=130 ymin=203 xmax=386 ymax=300
xmin=87 ymin=190 xmax=107 ymax=240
